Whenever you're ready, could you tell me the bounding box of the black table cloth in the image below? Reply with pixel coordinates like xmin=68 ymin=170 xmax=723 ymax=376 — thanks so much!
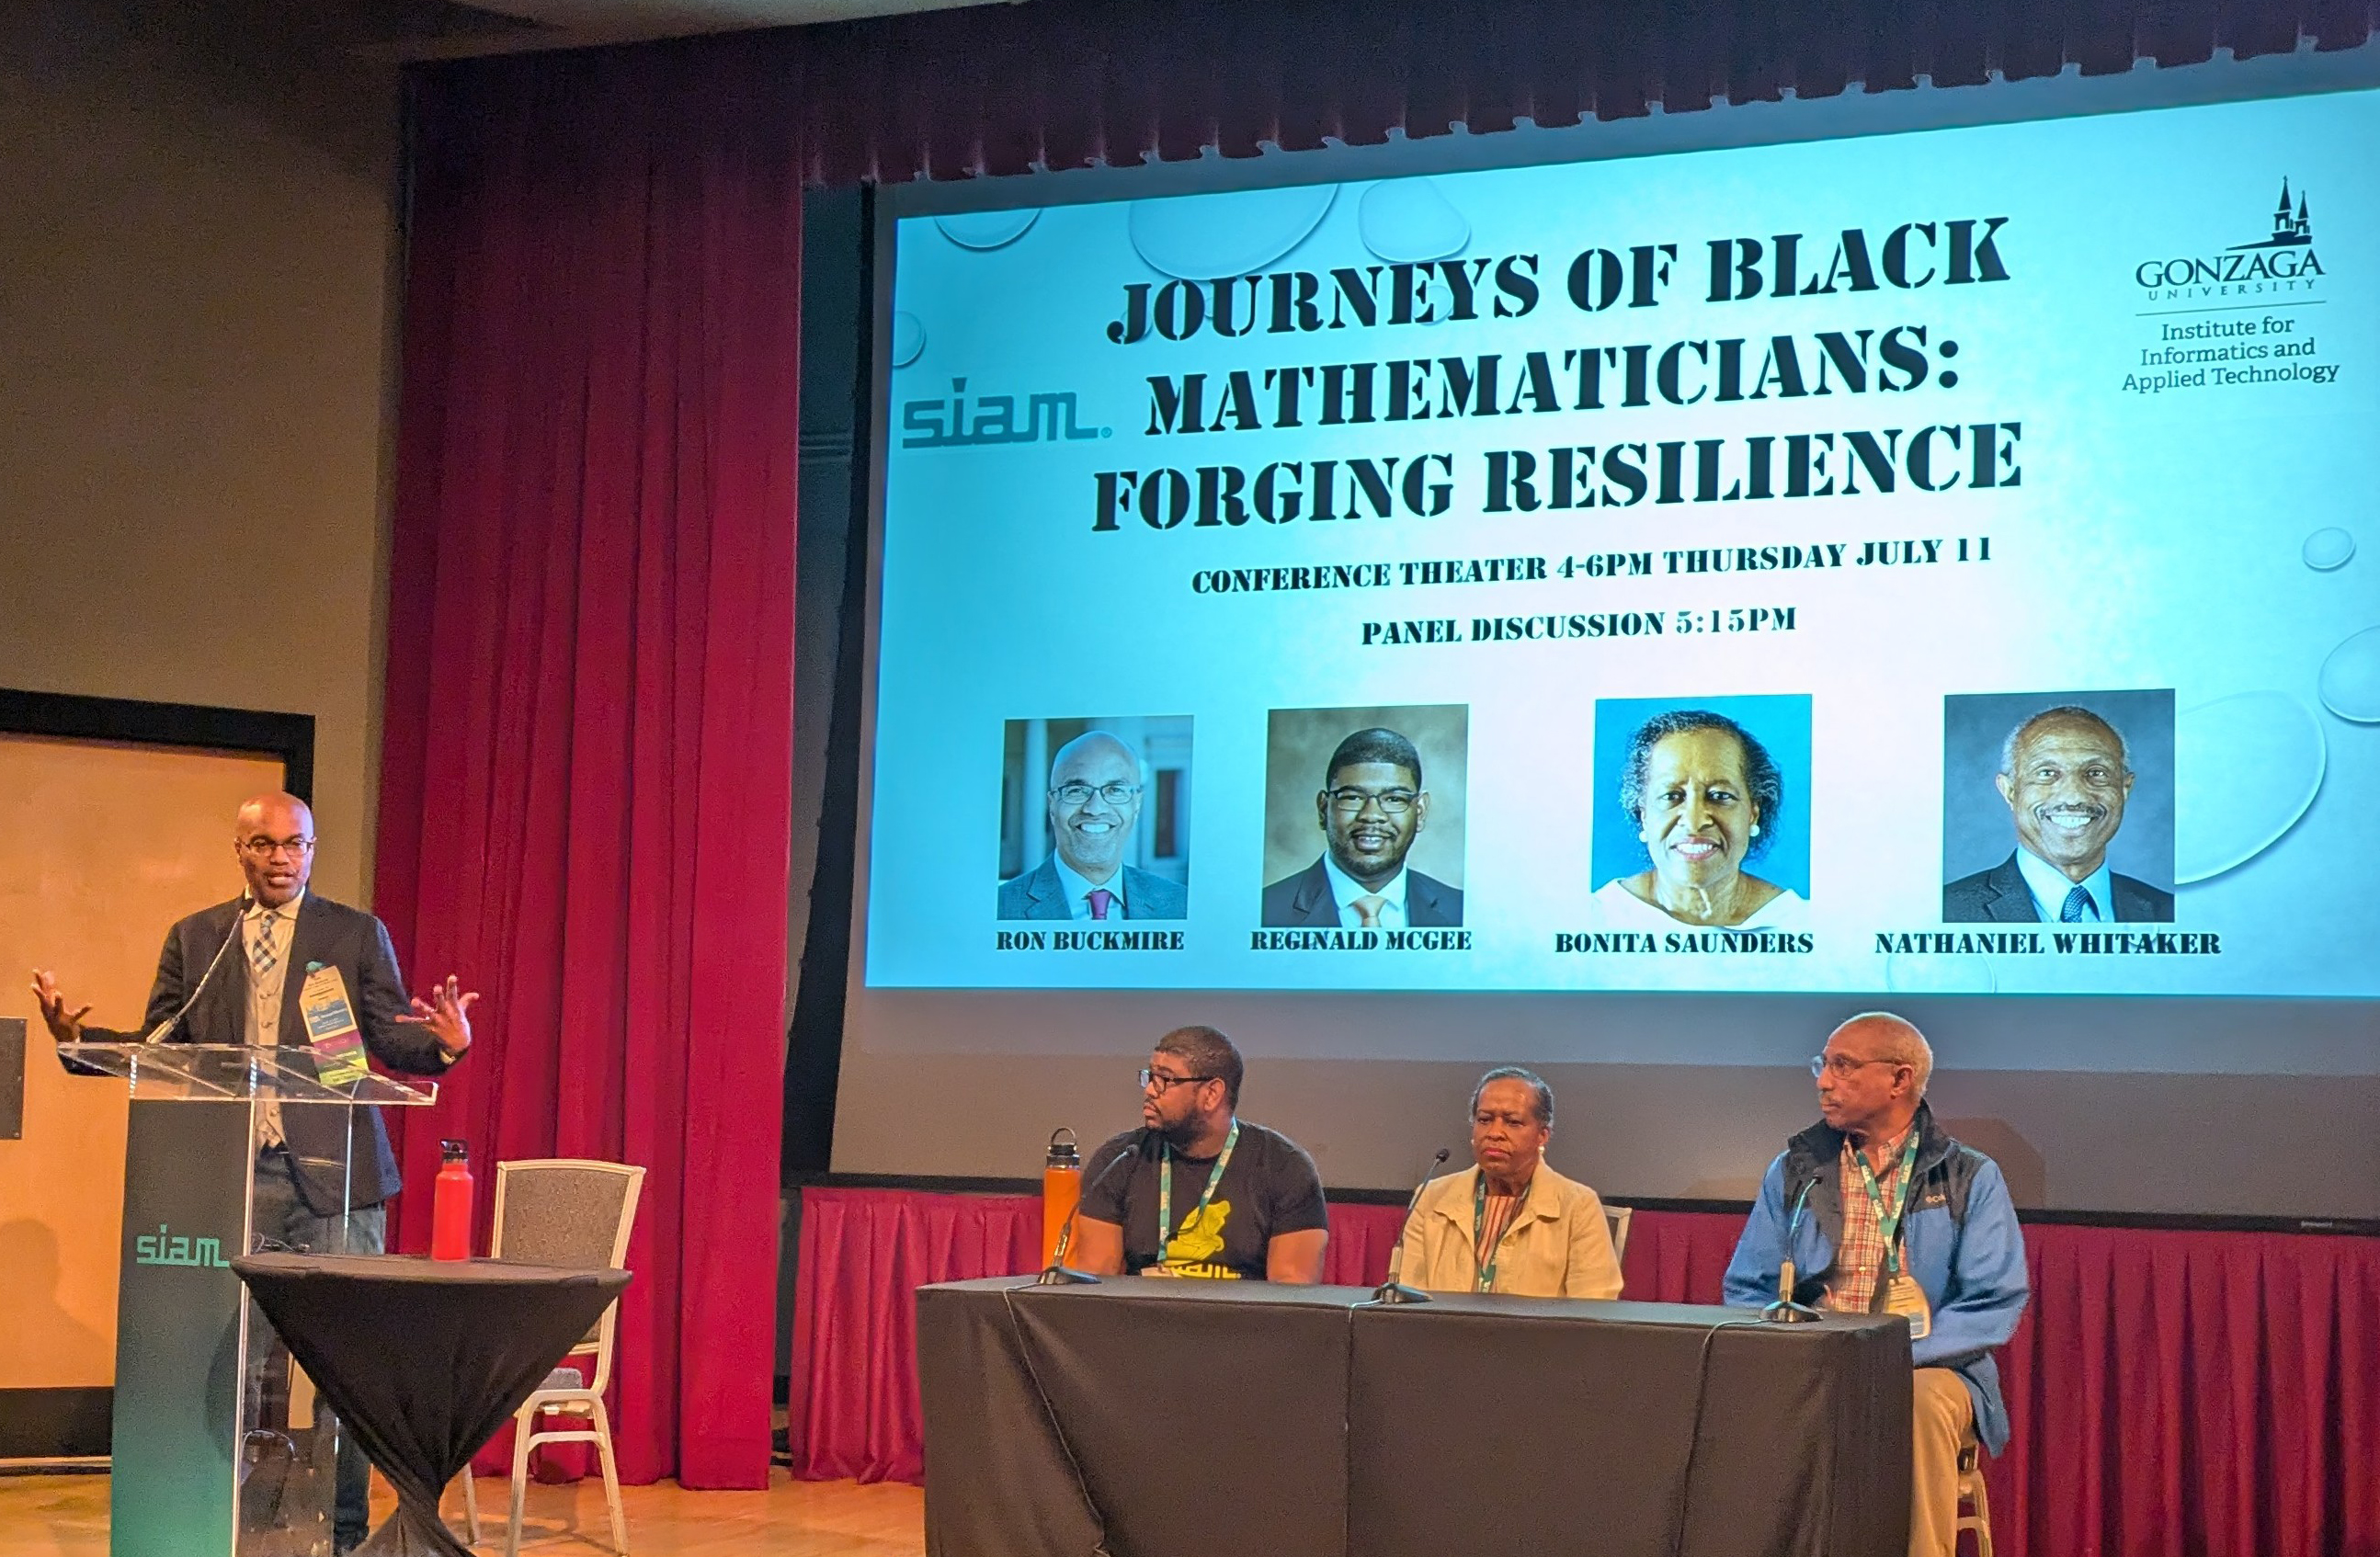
xmin=917 ymin=1277 xmax=1913 ymax=1557
xmin=233 ymin=1253 xmax=631 ymax=1557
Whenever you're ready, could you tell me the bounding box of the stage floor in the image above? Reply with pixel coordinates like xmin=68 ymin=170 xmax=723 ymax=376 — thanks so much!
xmin=0 ymin=1469 xmax=925 ymax=1556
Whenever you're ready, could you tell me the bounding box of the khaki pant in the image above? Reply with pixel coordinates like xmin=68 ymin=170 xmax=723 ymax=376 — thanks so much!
xmin=1910 ymin=1367 xmax=1976 ymax=1557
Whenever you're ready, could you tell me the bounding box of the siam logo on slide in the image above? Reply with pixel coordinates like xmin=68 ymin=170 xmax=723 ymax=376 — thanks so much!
xmin=2131 ymin=179 xmax=2323 ymax=299
xmin=900 ymin=377 xmax=1111 ymax=449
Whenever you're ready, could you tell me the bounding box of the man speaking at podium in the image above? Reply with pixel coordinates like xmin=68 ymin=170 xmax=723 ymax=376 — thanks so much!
xmin=32 ymin=790 xmax=475 ymax=1553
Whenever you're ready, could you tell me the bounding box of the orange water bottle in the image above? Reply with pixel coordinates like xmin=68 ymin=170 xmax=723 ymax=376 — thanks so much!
xmin=1042 ymin=1129 xmax=1082 ymax=1268
xmin=430 ymin=1140 xmax=473 ymax=1261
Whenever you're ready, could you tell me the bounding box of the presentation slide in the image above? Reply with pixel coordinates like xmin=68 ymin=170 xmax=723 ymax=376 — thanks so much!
xmin=862 ymin=86 xmax=2380 ymax=1005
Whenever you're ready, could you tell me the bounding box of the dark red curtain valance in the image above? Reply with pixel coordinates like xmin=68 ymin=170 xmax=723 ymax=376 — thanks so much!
xmin=415 ymin=0 xmax=2376 ymax=187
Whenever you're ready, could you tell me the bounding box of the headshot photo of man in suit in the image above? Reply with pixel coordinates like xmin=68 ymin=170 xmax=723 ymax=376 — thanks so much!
xmin=999 ymin=729 xmax=1189 ymax=920
xmin=1262 ymin=724 xmax=1463 ymax=928
xmin=1944 ymin=702 xmax=2176 ymax=924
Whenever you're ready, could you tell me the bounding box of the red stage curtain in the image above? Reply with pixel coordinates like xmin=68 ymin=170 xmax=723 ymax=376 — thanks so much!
xmin=787 ymin=1189 xmax=1044 ymax=1483
xmin=789 ymin=1188 xmax=2380 ymax=1555
xmin=374 ymin=42 xmax=803 ymax=1489
xmin=1999 ymin=1223 xmax=2380 ymax=1557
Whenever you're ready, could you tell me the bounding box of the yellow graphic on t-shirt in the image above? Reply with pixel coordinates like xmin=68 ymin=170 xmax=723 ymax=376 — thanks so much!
xmin=1160 ymin=1199 xmax=1241 ymax=1279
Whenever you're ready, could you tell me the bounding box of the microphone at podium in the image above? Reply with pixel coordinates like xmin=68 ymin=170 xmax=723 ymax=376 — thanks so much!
xmin=1762 ymin=1177 xmax=1823 ymax=1323
xmin=138 ymin=892 xmax=251 ymax=1046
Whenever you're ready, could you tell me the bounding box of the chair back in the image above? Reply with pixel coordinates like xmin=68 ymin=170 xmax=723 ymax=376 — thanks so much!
xmin=1605 ymin=1204 xmax=1634 ymax=1266
xmin=489 ymin=1158 xmax=645 ymax=1393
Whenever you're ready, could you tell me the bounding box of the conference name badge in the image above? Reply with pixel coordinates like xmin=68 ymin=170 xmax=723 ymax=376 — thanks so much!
xmin=1883 ymin=1271 xmax=1932 ymax=1339
xmin=298 ymin=963 xmax=370 ymax=1088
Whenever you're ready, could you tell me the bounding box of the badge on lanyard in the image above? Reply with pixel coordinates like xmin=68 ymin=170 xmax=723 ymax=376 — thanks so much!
xmin=1882 ymin=1270 xmax=1932 ymax=1337
xmin=1854 ymin=1131 xmax=1929 ymax=1335
xmin=298 ymin=962 xmax=370 ymax=1087
xmin=1143 ymin=1121 xmax=1239 ymax=1275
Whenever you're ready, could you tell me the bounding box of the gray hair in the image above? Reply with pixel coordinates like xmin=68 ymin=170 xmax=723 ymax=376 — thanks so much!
xmin=1831 ymin=1011 xmax=1934 ymax=1096
xmin=1470 ymin=1065 xmax=1554 ymax=1127
xmin=1618 ymin=710 xmax=1783 ymax=859
xmin=1999 ymin=706 xmax=2129 ymax=779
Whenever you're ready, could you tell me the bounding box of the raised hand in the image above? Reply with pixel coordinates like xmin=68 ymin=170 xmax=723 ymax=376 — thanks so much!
xmin=397 ymin=973 xmax=479 ymax=1055
xmin=29 ymin=969 xmax=93 ymax=1044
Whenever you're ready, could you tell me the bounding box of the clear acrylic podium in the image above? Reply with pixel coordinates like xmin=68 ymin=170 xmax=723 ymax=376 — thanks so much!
xmin=60 ymin=1043 xmax=436 ymax=1557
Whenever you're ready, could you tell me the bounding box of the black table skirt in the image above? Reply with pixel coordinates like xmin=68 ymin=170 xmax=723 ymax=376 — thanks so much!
xmin=233 ymin=1254 xmax=630 ymax=1557
xmin=918 ymin=1278 xmax=1911 ymax=1557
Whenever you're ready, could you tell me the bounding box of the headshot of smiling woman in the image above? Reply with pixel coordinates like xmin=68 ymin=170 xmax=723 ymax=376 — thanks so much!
xmin=1593 ymin=707 xmax=1810 ymax=930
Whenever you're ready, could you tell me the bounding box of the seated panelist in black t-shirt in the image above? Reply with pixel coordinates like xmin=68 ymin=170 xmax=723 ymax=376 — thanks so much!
xmin=1074 ymin=1025 xmax=1330 ymax=1281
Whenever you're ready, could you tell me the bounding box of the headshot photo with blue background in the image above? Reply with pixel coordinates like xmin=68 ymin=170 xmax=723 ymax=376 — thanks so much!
xmin=1940 ymin=688 xmax=2176 ymax=893
xmin=1591 ymin=695 xmax=1814 ymax=899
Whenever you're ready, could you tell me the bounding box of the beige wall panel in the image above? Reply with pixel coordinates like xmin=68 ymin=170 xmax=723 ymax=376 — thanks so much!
xmin=0 ymin=734 xmax=284 ymax=1389
xmin=0 ymin=1 xmax=401 ymax=908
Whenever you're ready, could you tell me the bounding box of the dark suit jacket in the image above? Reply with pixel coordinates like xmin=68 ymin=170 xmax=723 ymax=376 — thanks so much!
xmin=1942 ymin=851 xmax=2175 ymax=924
xmin=76 ymin=894 xmax=453 ymax=1212
xmin=996 ymin=858 xmax=1189 ymax=920
xmin=1260 ymin=857 xmax=1464 ymax=928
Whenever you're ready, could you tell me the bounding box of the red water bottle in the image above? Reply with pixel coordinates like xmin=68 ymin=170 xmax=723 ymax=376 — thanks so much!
xmin=430 ymin=1140 xmax=473 ymax=1261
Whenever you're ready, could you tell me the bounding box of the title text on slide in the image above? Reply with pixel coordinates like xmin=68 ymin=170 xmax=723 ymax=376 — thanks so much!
xmin=1138 ymin=326 xmax=1958 ymax=435
xmin=1101 ymin=219 xmax=2012 ymax=345
xmin=1091 ymin=425 xmax=2020 ymax=531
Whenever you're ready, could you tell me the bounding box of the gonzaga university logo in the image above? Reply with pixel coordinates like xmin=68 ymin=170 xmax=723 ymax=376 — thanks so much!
xmin=2133 ymin=180 xmax=2325 ymax=301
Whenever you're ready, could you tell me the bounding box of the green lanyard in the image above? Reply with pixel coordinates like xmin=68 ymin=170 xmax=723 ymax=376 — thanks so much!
xmin=1850 ymin=1130 xmax=1923 ymax=1276
xmin=1157 ymin=1119 xmax=1240 ymax=1253
xmin=1470 ymin=1171 xmax=1533 ymax=1292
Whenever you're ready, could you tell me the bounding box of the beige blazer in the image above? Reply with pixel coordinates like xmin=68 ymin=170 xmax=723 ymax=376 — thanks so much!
xmin=1392 ymin=1162 xmax=1624 ymax=1300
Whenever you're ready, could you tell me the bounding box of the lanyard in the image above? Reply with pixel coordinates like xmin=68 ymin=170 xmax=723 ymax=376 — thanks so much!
xmin=1471 ymin=1171 xmax=1534 ymax=1292
xmin=1850 ymin=1129 xmax=1923 ymax=1276
xmin=1157 ymin=1119 xmax=1240 ymax=1253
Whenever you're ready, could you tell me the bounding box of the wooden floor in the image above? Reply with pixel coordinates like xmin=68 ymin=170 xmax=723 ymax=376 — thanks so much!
xmin=0 ymin=1470 xmax=924 ymax=1557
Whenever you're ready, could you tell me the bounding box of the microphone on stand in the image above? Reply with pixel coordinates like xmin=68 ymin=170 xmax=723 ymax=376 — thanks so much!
xmin=1761 ymin=1177 xmax=1823 ymax=1324
xmin=1035 ymin=1130 xmax=1148 ymax=1286
xmin=1364 ymin=1147 xmax=1452 ymax=1307
xmin=137 ymin=892 xmax=252 ymax=1045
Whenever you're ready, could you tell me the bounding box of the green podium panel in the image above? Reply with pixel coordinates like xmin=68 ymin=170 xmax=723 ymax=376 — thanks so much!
xmin=59 ymin=1043 xmax=436 ymax=1557
xmin=112 ymin=1098 xmax=250 ymax=1557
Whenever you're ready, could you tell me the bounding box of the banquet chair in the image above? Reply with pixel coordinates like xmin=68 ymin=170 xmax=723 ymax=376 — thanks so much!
xmin=456 ymin=1158 xmax=644 ymax=1556
xmin=1955 ymin=1440 xmax=1995 ymax=1557
xmin=1605 ymin=1204 xmax=1634 ymax=1265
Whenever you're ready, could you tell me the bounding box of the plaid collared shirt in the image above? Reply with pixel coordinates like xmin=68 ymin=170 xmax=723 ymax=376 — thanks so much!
xmin=1825 ymin=1128 xmax=1912 ymax=1315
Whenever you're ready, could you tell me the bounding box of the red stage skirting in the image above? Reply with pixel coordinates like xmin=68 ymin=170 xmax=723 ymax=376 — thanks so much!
xmin=788 ymin=1186 xmax=2380 ymax=1557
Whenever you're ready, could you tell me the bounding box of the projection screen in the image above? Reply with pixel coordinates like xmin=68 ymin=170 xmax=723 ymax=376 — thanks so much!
xmin=830 ymin=66 xmax=2380 ymax=1221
